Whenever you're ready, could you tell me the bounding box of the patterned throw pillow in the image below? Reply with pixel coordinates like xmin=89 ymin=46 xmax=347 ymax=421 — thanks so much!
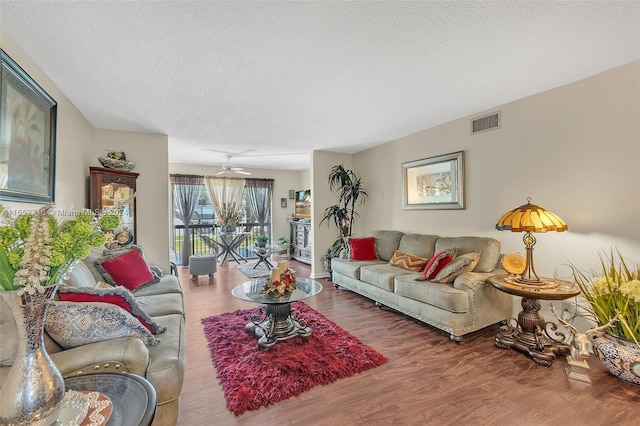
xmin=45 ymin=301 xmax=160 ymax=349
xmin=415 ymin=250 xmax=456 ymax=281
xmin=432 ymin=251 xmax=481 ymax=283
xmin=388 ymin=250 xmax=428 ymax=272
xmin=96 ymin=247 xmax=160 ymax=291
xmin=57 ymin=285 xmax=166 ymax=334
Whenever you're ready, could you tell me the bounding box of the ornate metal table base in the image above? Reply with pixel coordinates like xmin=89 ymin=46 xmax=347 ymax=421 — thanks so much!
xmin=245 ymin=303 xmax=312 ymax=350
xmin=495 ymin=297 xmax=570 ymax=366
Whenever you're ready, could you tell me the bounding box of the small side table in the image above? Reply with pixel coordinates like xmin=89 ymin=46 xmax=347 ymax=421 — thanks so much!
xmin=248 ymin=245 xmax=277 ymax=269
xmin=64 ymin=372 xmax=156 ymax=426
xmin=488 ymin=275 xmax=580 ymax=366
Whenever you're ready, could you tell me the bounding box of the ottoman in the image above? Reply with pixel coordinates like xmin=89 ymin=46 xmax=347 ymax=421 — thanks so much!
xmin=189 ymin=254 xmax=217 ymax=279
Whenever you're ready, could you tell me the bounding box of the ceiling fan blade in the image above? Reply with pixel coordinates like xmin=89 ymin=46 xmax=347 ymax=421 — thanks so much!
xmin=215 ymin=170 xmax=227 ymax=175
xmin=230 ymin=167 xmax=245 ymax=171
xmin=236 ymin=170 xmax=251 ymax=176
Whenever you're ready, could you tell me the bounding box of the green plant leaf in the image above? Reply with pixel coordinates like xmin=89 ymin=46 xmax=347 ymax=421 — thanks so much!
xmin=0 ymin=249 xmax=17 ymax=291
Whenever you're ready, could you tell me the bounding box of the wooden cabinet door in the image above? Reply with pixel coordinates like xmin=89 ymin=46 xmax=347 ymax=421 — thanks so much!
xmin=89 ymin=167 xmax=139 ymax=244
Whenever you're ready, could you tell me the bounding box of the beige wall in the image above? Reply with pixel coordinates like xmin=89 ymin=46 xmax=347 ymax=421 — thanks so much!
xmin=94 ymin=130 xmax=170 ymax=271
xmin=352 ymin=61 xmax=639 ymax=275
xmin=1 ymin=30 xmax=172 ymax=270
xmin=345 ymin=61 xmax=640 ymax=320
xmin=168 ymin=162 xmax=307 ymax=246
xmin=0 ymin=29 xmax=94 ymax=212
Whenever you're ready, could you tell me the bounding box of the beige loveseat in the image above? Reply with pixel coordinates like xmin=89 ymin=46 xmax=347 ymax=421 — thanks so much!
xmin=0 ymin=248 xmax=185 ymax=426
xmin=331 ymin=230 xmax=512 ymax=341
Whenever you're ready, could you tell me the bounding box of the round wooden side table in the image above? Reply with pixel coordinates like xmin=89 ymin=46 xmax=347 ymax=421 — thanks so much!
xmin=488 ymin=275 xmax=580 ymax=366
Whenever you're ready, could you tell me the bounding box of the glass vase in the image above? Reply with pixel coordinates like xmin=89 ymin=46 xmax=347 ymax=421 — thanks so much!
xmin=0 ymin=285 xmax=65 ymax=425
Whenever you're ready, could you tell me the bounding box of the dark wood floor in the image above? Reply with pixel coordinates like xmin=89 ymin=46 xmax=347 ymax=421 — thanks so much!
xmin=176 ymin=259 xmax=639 ymax=426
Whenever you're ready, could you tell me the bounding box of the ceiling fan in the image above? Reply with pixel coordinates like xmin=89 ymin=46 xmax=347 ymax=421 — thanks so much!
xmin=216 ymin=155 xmax=251 ymax=176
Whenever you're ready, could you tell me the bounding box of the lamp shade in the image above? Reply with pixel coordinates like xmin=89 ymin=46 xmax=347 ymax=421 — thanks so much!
xmin=496 ymin=199 xmax=567 ymax=233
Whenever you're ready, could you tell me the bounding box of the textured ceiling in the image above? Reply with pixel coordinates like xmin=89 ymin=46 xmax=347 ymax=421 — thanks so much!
xmin=0 ymin=1 xmax=638 ymax=170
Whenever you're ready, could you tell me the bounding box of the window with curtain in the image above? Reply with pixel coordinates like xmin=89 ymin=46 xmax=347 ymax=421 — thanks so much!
xmin=204 ymin=177 xmax=246 ymax=223
xmin=245 ymin=178 xmax=273 ymax=235
xmin=170 ymin=174 xmax=204 ymax=265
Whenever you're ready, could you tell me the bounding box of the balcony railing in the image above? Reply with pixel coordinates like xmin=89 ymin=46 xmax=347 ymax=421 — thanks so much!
xmin=172 ymin=222 xmax=270 ymax=264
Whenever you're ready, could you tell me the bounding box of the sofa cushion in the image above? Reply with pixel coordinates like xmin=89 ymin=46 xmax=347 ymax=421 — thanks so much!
xmin=63 ymin=261 xmax=98 ymax=288
xmin=371 ymin=230 xmax=404 ymax=261
xmin=433 ymin=251 xmax=481 ymax=283
xmin=133 ymin=293 xmax=185 ymax=317
xmin=360 ymin=264 xmax=413 ymax=291
xmin=397 ymin=234 xmax=439 ymax=259
xmin=45 ymin=301 xmax=160 ymax=349
xmin=434 ymin=236 xmax=501 ymax=273
xmin=330 ymin=258 xmax=383 ymax=280
xmin=146 ymin=313 xmax=185 ymax=405
xmin=132 ymin=275 xmax=183 ymax=296
xmin=0 ymin=296 xmax=16 ymax=367
xmin=349 ymin=237 xmax=378 ymax=261
xmin=82 ymin=247 xmax=109 ymax=282
xmin=388 ymin=250 xmax=427 ymax=272
xmin=58 ymin=285 xmax=166 ymax=334
xmin=416 ymin=249 xmax=455 ymax=281
xmin=96 ymin=248 xmax=160 ymax=291
xmin=394 ymin=275 xmax=470 ymax=313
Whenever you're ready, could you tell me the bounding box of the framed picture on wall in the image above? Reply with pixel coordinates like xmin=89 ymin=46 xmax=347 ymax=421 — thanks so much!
xmin=402 ymin=151 xmax=465 ymax=210
xmin=0 ymin=49 xmax=57 ymax=203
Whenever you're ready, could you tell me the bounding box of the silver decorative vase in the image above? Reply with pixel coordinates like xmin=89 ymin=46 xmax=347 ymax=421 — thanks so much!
xmin=591 ymin=332 xmax=640 ymax=386
xmin=0 ymin=285 xmax=65 ymax=425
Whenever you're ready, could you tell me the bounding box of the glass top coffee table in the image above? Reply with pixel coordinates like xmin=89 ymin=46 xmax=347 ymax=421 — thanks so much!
xmin=232 ymin=277 xmax=323 ymax=350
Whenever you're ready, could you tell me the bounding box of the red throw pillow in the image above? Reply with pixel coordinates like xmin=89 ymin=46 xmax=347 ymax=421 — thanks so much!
xmin=430 ymin=253 xmax=455 ymax=278
xmin=97 ymin=249 xmax=156 ymax=291
xmin=349 ymin=237 xmax=378 ymax=261
xmin=417 ymin=250 xmax=456 ymax=281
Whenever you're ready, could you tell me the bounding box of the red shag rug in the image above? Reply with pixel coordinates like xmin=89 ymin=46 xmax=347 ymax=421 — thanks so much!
xmin=201 ymin=301 xmax=387 ymax=415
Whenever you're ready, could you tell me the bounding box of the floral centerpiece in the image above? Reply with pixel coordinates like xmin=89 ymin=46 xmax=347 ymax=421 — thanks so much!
xmin=259 ymin=269 xmax=297 ymax=296
xmin=573 ymin=249 xmax=640 ymax=385
xmin=216 ymin=202 xmax=242 ymax=226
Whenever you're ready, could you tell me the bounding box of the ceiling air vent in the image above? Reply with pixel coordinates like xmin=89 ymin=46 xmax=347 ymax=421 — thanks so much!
xmin=471 ymin=111 xmax=501 ymax=134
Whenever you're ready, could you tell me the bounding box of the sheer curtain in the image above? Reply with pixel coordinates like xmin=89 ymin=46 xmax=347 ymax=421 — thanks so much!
xmin=170 ymin=174 xmax=204 ymax=265
xmin=204 ymin=177 xmax=245 ymax=220
xmin=246 ymin=178 xmax=273 ymax=235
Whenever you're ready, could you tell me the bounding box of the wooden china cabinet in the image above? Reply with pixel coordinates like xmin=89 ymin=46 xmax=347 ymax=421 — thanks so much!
xmin=89 ymin=167 xmax=139 ymax=245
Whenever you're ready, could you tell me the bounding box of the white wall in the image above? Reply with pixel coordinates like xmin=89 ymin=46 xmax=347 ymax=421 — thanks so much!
xmin=94 ymin=129 xmax=170 ymax=271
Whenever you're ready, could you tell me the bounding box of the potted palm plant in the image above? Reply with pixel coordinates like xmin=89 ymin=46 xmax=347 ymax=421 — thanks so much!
xmin=320 ymin=164 xmax=368 ymax=271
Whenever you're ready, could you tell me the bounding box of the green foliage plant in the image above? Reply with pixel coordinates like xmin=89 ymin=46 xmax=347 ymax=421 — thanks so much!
xmin=320 ymin=164 xmax=368 ymax=261
xmin=573 ymin=249 xmax=640 ymax=344
xmin=0 ymin=204 xmax=107 ymax=292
